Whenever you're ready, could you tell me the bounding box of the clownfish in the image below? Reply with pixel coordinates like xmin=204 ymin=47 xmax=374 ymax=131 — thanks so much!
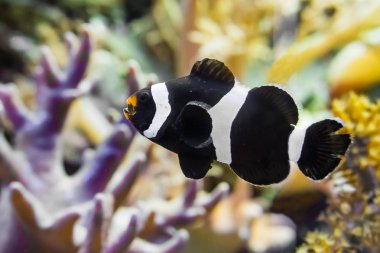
xmin=123 ymin=59 xmax=350 ymax=185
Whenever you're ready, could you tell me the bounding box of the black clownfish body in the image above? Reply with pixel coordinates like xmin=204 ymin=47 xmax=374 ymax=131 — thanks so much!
xmin=124 ymin=59 xmax=351 ymax=185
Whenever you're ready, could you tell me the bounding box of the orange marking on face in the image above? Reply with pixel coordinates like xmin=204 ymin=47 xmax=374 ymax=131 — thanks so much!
xmin=127 ymin=95 xmax=137 ymax=107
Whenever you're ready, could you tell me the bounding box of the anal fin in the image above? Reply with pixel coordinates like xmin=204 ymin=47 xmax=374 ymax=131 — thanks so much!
xmin=230 ymin=158 xmax=290 ymax=185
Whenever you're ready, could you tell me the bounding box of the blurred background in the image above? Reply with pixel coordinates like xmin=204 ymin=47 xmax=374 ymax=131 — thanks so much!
xmin=1 ymin=0 xmax=380 ymax=252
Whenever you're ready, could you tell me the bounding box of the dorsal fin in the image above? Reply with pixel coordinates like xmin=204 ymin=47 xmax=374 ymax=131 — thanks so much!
xmin=190 ymin=58 xmax=234 ymax=84
xmin=250 ymin=85 xmax=299 ymax=125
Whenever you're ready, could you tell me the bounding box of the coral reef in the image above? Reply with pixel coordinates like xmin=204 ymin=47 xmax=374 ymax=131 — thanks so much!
xmin=3 ymin=1 xmax=380 ymax=252
xmin=0 ymin=28 xmax=227 ymax=253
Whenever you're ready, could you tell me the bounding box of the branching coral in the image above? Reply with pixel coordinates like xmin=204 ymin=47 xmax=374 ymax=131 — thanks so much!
xmin=0 ymin=27 xmax=228 ymax=253
xmin=298 ymin=92 xmax=380 ymax=253
xmin=268 ymin=0 xmax=380 ymax=84
xmin=185 ymin=0 xmax=278 ymax=76
xmin=333 ymin=92 xmax=380 ymax=172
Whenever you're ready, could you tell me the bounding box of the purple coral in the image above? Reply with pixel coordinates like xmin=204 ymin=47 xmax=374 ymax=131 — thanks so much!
xmin=0 ymin=27 xmax=228 ymax=253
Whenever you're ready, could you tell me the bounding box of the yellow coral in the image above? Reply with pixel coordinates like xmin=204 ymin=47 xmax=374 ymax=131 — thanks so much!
xmin=189 ymin=0 xmax=279 ymax=76
xmin=332 ymin=92 xmax=380 ymax=173
xmin=298 ymin=231 xmax=333 ymax=253
xmin=297 ymin=231 xmax=354 ymax=253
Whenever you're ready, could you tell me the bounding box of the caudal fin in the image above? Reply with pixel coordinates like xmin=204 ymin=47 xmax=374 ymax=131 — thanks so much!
xmin=289 ymin=119 xmax=351 ymax=180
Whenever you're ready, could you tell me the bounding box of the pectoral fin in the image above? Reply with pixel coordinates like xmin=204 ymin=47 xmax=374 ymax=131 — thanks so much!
xmin=178 ymin=154 xmax=212 ymax=179
xmin=175 ymin=101 xmax=213 ymax=149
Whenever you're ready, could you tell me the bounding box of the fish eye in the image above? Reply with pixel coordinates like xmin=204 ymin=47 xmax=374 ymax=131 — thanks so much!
xmin=138 ymin=92 xmax=150 ymax=104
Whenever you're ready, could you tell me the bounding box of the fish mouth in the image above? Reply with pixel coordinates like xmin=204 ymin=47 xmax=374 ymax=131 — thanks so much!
xmin=123 ymin=104 xmax=136 ymax=120
xmin=123 ymin=95 xmax=137 ymax=120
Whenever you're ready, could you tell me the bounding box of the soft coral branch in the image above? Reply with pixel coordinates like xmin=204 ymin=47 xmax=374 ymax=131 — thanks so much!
xmin=0 ymin=135 xmax=19 ymax=182
xmin=79 ymin=194 xmax=113 ymax=253
xmin=42 ymin=88 xmax=84 ymax=134
xmin=9 ymin=182 xmax=81 ymax=252
xmin=35 ymin=28 xmax=92 ymax=136
xmin=64 ymin=31 xmax=80 ymax=59
xmin=0 ymin=28 xmax=92 ymax=179
xmin=104 ymin=213 xmax=138 ymax=253
xmin=157 ymin=181 xmax=229 ymax=228
xmin=0 ymin=85 xmax=27 ymax=131
xmin=135 ymin=180 xmax=230 ymax=241
xmin=80 ymin=125 xmax=133 ymax=196
xmin=39 ymin=46 xmax=62 ymax=88
xmin=107 ymin=153 xmax=147 ymax=208
xmin=63 ymin=28 xmax=91 ymax=89
xmin=125 ymin=61 xmax=142 ymax=97
xmin=196 ymin=182 xmax=229 ymax=212
xmin=128 ymin=230 xmax=189 ymax=253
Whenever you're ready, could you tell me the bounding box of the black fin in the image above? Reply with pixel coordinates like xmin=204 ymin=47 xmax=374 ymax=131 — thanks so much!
xmin=230 ymin=159 xmax=291 ymax=185
xmin=178 ymin=154 xmax=212 ymax=179
xmin=250 ymin=85 xmax=299 ymax=125
xmin=297 ymin=119 xmax=351 ymax=180
xmin=190 ymin=58 xmax=235 ymax=85
xmin=175 ymin=101 xmax=212 ymax=149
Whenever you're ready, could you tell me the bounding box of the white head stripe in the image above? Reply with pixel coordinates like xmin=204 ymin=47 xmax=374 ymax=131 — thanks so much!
xmin=208 ymin=82 xmax=249 ymax=164
xmin=143 ymin=82 xmax=171 ymax=138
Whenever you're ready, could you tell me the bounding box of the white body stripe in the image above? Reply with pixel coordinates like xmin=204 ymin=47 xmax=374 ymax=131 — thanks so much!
xmin=143 ymin=82 xmax=171 ymax=138
xmin=288 ymin=126 xmax=306 ymax=162
xmin=208 ymin=82 xmax=249 ymax=164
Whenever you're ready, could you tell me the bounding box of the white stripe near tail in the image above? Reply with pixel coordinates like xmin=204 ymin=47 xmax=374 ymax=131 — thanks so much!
xmin=288 ymin=126 xmax=306 ymax=163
